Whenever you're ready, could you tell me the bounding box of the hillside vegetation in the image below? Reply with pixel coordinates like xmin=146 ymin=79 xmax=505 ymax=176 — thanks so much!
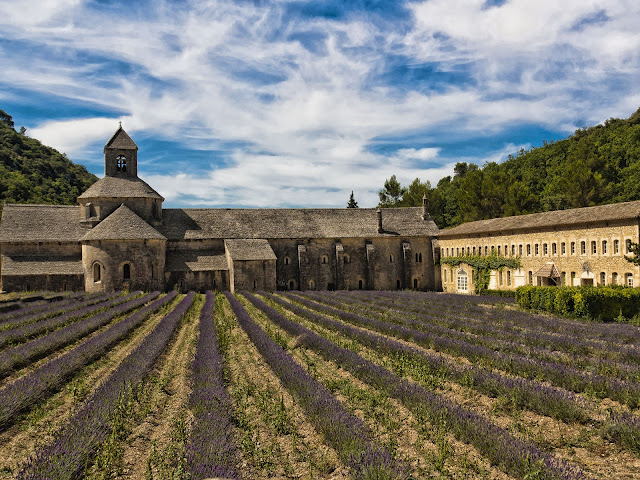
xmin=380 ymin=107 xmax=640 ymax=229
xmin=0 ymin=110 xmax=98 ymax=218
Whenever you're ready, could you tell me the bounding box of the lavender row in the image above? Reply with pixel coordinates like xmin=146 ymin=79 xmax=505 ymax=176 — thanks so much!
xmin=286 ymin=292 xmax=640 ymax=409
xmin=316 ymin=293 xmax=640 ymax=366
xmin=0 ymin=292 xmax=112 ymax=329
xmin=0 ymin=292 xmax=85 ymax=321
xmin=0 ymin=291 xmax=175 ymax=429
xmin=186 ymin=292 xmax=240 ymax=479
xmin=265 ymin=293 xmax=588 ymax=424
xmin=244 ymin=292 xmax=585 ymax=480
xmin=18 ymin=292 xmax=195 ymax=480
xmin=0 ymin=291 xmax=156 ymax=379
xmin=224 ymin=292 xmax=406 ymax=480
xmin=351 ymin=289 xmax=640 ymax=344
xmin=0 ymin=292 xmax=133 ymax=349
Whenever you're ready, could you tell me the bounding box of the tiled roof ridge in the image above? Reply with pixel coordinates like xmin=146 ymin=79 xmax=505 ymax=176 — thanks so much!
xmin=439 ymin=199 xmax=640 ymax=237
xmin=2 ymin=203 xmax=77 ymax=208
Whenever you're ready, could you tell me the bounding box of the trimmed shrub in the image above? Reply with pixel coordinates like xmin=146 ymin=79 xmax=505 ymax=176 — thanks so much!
xmin=516 ymin=285 xmax=640 ymax=322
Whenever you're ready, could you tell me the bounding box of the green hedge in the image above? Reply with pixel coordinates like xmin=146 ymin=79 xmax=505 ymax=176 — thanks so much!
xmin=515 ymin=286 xmax=640 ymax=322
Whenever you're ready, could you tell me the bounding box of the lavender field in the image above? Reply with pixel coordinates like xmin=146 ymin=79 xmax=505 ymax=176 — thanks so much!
xmin=0 ymin=289 xmax=639 ymax=479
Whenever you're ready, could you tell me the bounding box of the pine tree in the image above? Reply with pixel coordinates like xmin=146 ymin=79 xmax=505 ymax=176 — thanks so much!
xmin=347 ymin=191 xmax=359 ymax=208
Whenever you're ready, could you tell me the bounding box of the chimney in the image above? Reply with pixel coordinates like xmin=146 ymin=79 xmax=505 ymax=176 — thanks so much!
xmin=377 ymin=208 xmax=383 ymax=233
xmin=422 ymin=193 xmax=430 ymax=220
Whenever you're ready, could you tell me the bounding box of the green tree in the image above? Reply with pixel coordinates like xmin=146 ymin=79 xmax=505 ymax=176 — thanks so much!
xmin=378 ymin=175 xmax=406 ymax=207
xmin=347 ymin=190 xmax=359 ymax=208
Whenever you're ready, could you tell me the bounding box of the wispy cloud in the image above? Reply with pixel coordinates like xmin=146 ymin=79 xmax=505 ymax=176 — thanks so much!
xmin=1 ymin=0 xmax=639 ymax=207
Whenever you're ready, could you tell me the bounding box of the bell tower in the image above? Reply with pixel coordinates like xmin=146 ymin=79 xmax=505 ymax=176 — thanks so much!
xmin=104 ymin=124 xmax=138 ymax=177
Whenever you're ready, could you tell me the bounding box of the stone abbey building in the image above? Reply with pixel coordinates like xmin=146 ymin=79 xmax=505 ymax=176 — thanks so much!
xmin=0 ymin=127 xmax=440 ymax=293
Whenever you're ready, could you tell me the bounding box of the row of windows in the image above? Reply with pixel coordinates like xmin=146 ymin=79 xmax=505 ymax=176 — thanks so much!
xmin=444 ymin=268 xmax=635 ymax=287
xmin=282 ymin=252 xmax=424 ymax=265
xmin=445 ymin=239 xmax=633 ymax=258
xmin=93 ymin=261 xmax=157 ymax=283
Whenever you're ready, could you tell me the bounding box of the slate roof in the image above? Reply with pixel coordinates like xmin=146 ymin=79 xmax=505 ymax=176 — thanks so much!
xmin=225 ymin=239 xmax=277 ymax=261
xmin=81 ymin=204 xmax=166 ymax=241
xmin=78 ymin=176 xmax=163 ymax=200
xmin=0 ymin=204 xmax=85 ymax=243
xmin=165 ymin=251 xmax=229 ymax=272
xmin=439 ymin=200 xmax=640 ymax=238
xmin=105 ymin=126 xmax=138 ymax=151
xmin=158 ymin=207 xmax=438 ymax=241
xmin=1 ymin=256 xmax=83 ymax=276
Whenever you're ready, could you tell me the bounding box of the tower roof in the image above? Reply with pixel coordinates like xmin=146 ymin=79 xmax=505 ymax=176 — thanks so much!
xmin=78 ymin=176 xmax=163 ymax=200
xmin=81 ymin=204 xmax=166 ymax=241
xmin=104 ymin=125 xmax=138 ymax=151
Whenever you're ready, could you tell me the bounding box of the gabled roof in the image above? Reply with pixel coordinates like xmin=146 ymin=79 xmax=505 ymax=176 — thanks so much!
xmin=225 ymin=239 xmax=277 ymax=261
xmin=157 ymin=207 xmax=439 ymax=241
xmin=533 ymin=263 xmax=560 ymax=278
xmin=165 ymin=250 xmax=229 ymax=272
xmin=77 ymin=176 xmax=163 ymax=200
xmin=439 ymin=200 xmax=640 ymax=238
xmin=1 ymin=256 xmax=83 ymax=276
xmin=0 ymin=204 xmax=84 ymax=243
xmin=81 ymin=204 xmax=166 ymax=241
xmin=104 ymin=126 xmax=138 ymax=151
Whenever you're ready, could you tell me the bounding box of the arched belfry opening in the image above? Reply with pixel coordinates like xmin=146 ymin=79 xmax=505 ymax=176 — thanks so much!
xmin=104 ymin=125 xmax=138 ymax=177
xmin=116 ymin=154 xmax=127 ymax=173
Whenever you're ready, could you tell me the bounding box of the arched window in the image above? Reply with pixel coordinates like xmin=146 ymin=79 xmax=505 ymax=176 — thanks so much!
xmin=93 ymin=263 xmax=101 ymax=283
xmin=284 ymin=256 xmax=290 ymax=265
xmin=116 ymin=154 xmax=127 ymax=173
xmin=626 ymin=273 xmax=634 ymax=287
xmin=358 ymin=279 xmax=363 ymax=289
xmin=612 ymin=272 xmax=618 ymax=285
xmin=151 ymin=262 xmax=157 ymax=279
xmin=308 ymin=279 xmax=315 ymax=289
xmin=321 ymin=255 xmax=328 ymax=264
xmin=253 ymin=280 xmax=257 ymax=289
xmin=396 ymin=279 xmax=401 ymax=289
xmin=123 ymin=263 xmax=131 ymax=281
xmin=288 ymin=280 xmax=295 ymax=290
xmin=389 ymin=254 xmax=394 ymax=263
xmin=444 ymin=269 xmax=447 ymax=282
xmin=418 ymin=252 xmax=422 ymax=262
xmin=413 ymin=278 xmax=419 ymax=289
xmin=343 ymin=254 xmax=350 ymax=264
xmin=600 ymin=272 xmax=606 ymax=286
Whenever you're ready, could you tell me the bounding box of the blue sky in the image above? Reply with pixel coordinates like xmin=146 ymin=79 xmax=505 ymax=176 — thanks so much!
xmin=1 ymin=0 xmax=639 ymax=208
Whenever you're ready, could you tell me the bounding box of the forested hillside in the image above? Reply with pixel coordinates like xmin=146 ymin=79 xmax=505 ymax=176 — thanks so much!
xmin=380 ymin=107 xmax=640 ymax=229
xmin=0 ymin=110 xmax=97 ymax=218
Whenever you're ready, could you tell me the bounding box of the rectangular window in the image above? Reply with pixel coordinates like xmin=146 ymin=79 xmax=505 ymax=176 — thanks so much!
xmin=571 ymin=242 xmax=576 ymax=255
xmin=571 ymin=272 xmax=576 ymax=285
xmin=444 ymin=269 xmax=447 ymax=282
xmin=580 ymin=241 xmax=586 ymax=255
xmin=600 ymin=272 xmax=606 ymax=285
xmin=527 ymin=244 xmax=531 ymax=255
xmin=561 ymin=271 xmax=566 ymax=286
xmin=467 ymin=247 xmax=470 ymax=255
xmin=591 ymin=241 xmax=597 ymax=255
xmin=446 ymin=248 xmax=449 ymax=256
xmin=504 ymin=245 xmax=508 ymax=256
xmin=499 ymin=271 xmax=503 ymax=286
xmin=535 ymin=243 xmax=539 ymax=255
xmin=519 ymin=244 xmax=523 ymax=256
xmin=497 ymin=245 xmax=501 ymax=255
xmin=627 ymin=239 xmax=633 ymax=254
xmin=457 ymin=272 xmax=468 ymax=292
xmin=627 ymin=273 xmax=634 ymax=287
xmin=511 ymin=245 xmax=516 ymax=256
xmin=485 ymin=246 xmax=488 ymax=255
xmin=472 ymin=246 xmax=476 ymax=255
xmin=612 ymin=272 xmax=618 ymax=284
xmin=552 ymin=243 xmax=557 ymax=255
xmin=561 ymin=242 xmax=566 ymax=255
xmin=543 ymin=243 xmax=548 ymax=255
xmin=614 ymin=240 xmax=620 ymax=254
xmin=456 ymin=247 xmax=460 ymax=256
xmin=602 ymin=240 xmax=608 ymax=254
xmin=507 ymin=270 xmax=511 ymax=286
xmin=491 ymin=245 xmax=495 ymax=254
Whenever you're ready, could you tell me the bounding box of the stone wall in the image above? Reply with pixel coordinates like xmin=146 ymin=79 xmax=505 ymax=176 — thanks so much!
xmin=82 ymin=239 xmax=166 ymax=292
xmin=229 ymin=259 xmax=276 ymax=293
xmin=439 ymin=219 xmax=640 ymax=293
xmin=1 ymin=274 xmax=83 ymax=292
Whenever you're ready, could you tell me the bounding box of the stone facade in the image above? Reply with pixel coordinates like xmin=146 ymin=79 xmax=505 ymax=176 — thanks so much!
xmin=439 ymin=208 xmax=640 ymax=293
xmin=0 ymin=127 xmax=440 ymax=293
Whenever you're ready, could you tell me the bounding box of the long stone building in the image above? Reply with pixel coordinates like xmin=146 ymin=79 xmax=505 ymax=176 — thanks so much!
xmin=0 ymin=127 xmax=440 ymax=293
xmin=438 ymin=202 xmax=640 ymax=293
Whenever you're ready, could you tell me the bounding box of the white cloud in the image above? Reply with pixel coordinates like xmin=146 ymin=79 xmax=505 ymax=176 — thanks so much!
xmin=1 ymin=0 xmax=639 ymax=207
